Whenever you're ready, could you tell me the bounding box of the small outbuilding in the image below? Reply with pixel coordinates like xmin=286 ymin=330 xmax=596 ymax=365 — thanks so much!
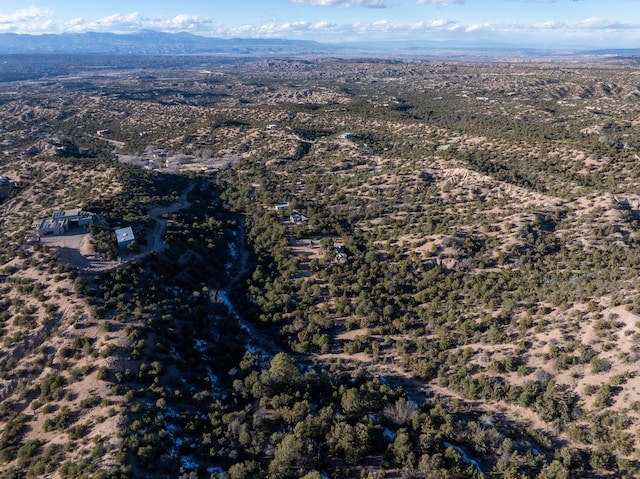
xmin=290 ymin=212 xmax=308 ymax=224
xmin=115 ymin=227 xmax=135 ymax=249
xmin=333 ymin=246 xmax=348 ymax=262
xmin=274 ymin=202 xmax=290 ymax=213
xmin=339 ymin=132 xmax=355 ymax=141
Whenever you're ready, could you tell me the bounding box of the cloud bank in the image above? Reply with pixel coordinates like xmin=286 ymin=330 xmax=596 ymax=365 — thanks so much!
xmin=291 ymin=0 xmax=386 ymax=7
xmin=417 ymin=0 xmax=465 ymax=6
xmin=0 ymin=5 xmax=639 ymax=47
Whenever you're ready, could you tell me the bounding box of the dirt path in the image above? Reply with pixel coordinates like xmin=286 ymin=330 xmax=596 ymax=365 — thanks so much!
xmin=316 ymin=348 xmax=566 ymax=450
xmin=47 ymin=181 xmax=196 ymax=272
xmin=145 ymin=180 xmax=195 ymax=254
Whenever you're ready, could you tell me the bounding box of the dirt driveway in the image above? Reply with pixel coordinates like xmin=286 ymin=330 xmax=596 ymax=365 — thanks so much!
xmin=39 ymin=180 xmax=195 ymax=272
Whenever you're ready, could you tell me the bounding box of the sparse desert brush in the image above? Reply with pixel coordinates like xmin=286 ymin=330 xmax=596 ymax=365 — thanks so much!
xmin=5 ymin=56 xmax=640 ymax=478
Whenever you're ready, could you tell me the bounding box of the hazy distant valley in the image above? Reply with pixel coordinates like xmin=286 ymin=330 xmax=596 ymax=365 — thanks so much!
xmin=3 ymin=54 xmax=640 ymax=478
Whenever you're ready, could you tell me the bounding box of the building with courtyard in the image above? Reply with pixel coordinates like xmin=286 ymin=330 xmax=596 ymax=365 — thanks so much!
xmin=38 ymin=209 xmax=94 ymax=237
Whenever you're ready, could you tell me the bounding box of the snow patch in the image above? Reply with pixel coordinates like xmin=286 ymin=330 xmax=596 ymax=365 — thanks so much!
xmin=181 ymin=456 xmax=198 ymax=469
xmin=194 ymin=338 xmax=208 ymax=352
xmin=170 ymin=346 xmax=184 ymax=363
xmin=218 ymin=290 xmax=271 ymax=361
xmin=207 ymin=367 xmax=220 ymax=389
xmin=444 ymin=442 xmax=482 ymax=473
xmin=219 ymin=291 xmax=250 ymax=333
xmin=164 ymin=407 xmax=180 ymax=419
xmin=166 ymin=423 xmax=183 ymax=449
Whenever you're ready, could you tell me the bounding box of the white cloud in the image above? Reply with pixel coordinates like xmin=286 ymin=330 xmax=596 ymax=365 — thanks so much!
xmin=417 ymin=0 xmax=465 ymax=6
xmin=167 ymin=14 xmax=213 ymax=30
xmin=532 ymin=21 xmax=562 ymax=29
xmin=231 ymin=20 xmax=341 ymax=38
xmin=86 ymin=12 xmax=142 ymax=33
xmin=41 ymin=11 xmax=214 ymax=34
xmin=2 ymin=4 xmax=640 ymax=47
xmin=291 ymin=0 xmax=386 ymax=7
xmin=409 ymin=19 xmax=460 ymax=30
xmin=38 ymin=20 xmax=54 ymax=31
xmin=465 ymin=23 xmax=492 ymax=33
xmin=572 ymin=16 xmax=637 ymax=30
xmin=0 ymin=6 xmax=50 ymax=24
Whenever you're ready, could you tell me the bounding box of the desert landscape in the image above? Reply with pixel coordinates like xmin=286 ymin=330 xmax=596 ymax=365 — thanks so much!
xmin=3 ymin=54 xmax=640 ymax=478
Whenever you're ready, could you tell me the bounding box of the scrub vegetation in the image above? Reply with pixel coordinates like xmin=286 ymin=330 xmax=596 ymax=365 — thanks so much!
xmin=2 ymin=54 xmax=640 ymax=478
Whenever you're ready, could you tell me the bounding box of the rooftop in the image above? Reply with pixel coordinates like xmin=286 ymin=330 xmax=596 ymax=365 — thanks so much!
xmin=115 ymin=226 xmax=135 ymax=245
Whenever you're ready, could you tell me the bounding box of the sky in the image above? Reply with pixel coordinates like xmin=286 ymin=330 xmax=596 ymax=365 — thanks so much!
xmin=1 ymin=1 xmax=640 ymax=48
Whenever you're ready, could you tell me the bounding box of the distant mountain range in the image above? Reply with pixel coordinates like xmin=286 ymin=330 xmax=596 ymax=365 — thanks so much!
xmin=1 ymin=30 xmax=639 ymax=58
xmin=0 ymin=30 xmax=333 ymax=56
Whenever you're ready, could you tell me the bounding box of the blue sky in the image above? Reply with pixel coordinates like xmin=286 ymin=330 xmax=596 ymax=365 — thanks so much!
xmin=1 ymin=1 xmax=640 ymax=48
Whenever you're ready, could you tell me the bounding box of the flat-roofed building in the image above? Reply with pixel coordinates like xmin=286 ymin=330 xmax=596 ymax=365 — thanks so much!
xmin=53 ymin=209 xmax=94 ymax=227
xmin=37 ymin=208 xmax=94 ymax=236
xmin=38 ymin=217 xmax=69 ymax=236
xmin=115 ymin=227 xmax=135 ymax=249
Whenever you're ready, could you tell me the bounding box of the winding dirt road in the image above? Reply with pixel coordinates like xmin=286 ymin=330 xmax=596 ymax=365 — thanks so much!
xmin=146 ymin=180 xmax=195 ymax=253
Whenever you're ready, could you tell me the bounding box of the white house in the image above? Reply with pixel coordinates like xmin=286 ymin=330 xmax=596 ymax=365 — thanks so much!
xmin=115 ymin=227 xmax=135 ymax=249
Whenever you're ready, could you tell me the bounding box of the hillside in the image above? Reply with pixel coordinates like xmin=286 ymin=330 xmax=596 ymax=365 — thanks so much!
xmin=2 ymin=56 xmax=640 ymax=478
